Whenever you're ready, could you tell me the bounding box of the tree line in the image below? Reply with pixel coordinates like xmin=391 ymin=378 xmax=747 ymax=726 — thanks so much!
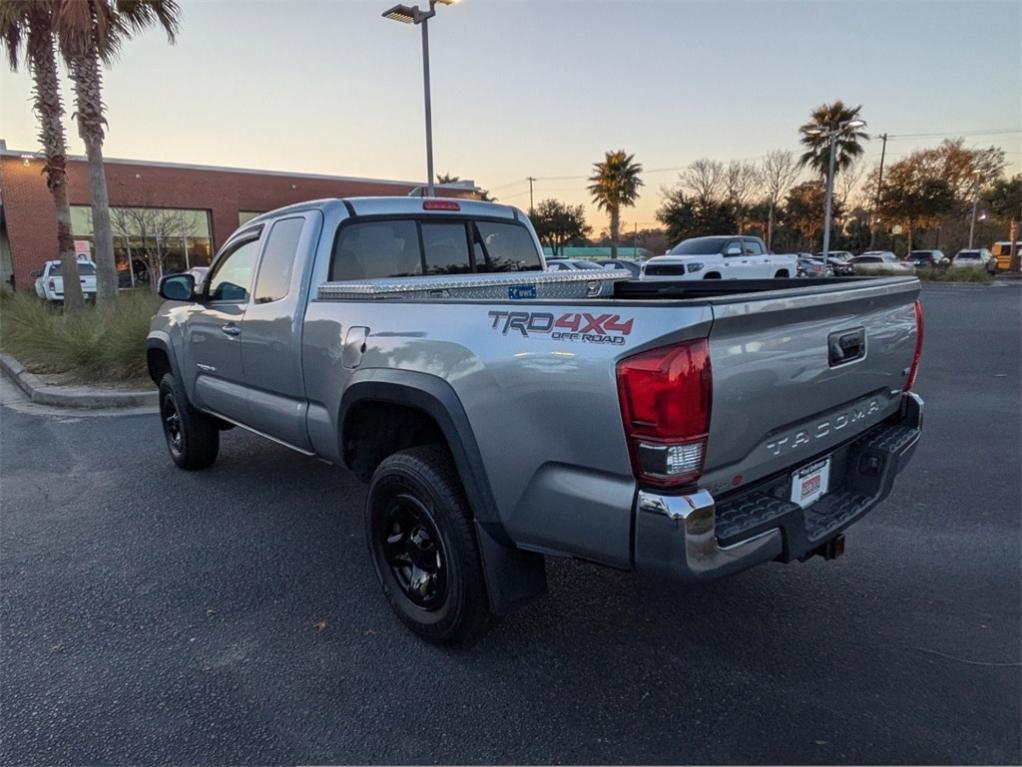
xmin=528 ymin=100 xmax=1020 ymax=263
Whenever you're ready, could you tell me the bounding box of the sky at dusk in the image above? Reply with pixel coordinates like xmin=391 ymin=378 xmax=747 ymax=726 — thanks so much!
xmin=1 ymin=0 xmax=1020 ymax=230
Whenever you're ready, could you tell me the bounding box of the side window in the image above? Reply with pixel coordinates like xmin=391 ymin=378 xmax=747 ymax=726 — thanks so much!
xmin=208 ymin=237 xmax=261 ymax=302
xmin=254 ymin=217 xmax=304 ymax=303
xmin=422 ymin=222 xmax=471 ymax=274
xmin=473 ymin=221 xmax=543 ymax=272
xmin=331 ymin=220 xmax=421 ymax=281
xmin=743 ymin=239 xmax=765 ymax=255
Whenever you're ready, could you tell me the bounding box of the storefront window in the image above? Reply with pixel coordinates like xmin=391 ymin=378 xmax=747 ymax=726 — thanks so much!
xmin=238 ymin=211 xmax=263 ymax=226
xmin=71 ymin=205 xmax=213 ymax=287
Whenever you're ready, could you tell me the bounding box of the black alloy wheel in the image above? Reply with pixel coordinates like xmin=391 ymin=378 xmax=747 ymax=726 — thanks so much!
xmin=377 ymin=494 xmax=448 ymax=610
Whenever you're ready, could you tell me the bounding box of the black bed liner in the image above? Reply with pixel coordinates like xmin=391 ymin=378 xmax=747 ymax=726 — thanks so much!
xmin=613 ymin=276 xmax=872 ymax=300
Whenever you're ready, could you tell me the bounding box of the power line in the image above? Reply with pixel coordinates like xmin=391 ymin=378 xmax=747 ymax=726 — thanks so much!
xmin=886 ymin=128 xmax=1022 ymax=141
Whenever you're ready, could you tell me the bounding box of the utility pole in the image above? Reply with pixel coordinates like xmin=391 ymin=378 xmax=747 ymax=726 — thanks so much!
xmin=968 ymin=180 xmax=979 ymax=249
xmin=869 ymin=132 xmax=888 ymax=249
xmin=527 ymin=176 xmax=536 ymax=213
xmin=420 ymin=14 xmax=434 ymax=197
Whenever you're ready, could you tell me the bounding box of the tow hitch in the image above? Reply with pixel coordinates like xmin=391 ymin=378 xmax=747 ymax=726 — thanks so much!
xmin=814 ymin=533 xmax=846 ymax=561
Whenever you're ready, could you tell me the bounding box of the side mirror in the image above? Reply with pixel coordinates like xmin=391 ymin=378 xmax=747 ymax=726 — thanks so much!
xmin=159 ymin=273 xmax=197 ymax=302
xmin=725 ymin=245 xmax=742 ymax=256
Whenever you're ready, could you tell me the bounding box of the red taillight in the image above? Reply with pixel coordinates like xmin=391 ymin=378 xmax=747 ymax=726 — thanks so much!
xmin=905 ymin=299 xmax=924 ymax=391
xmin=48 ymin=278 xmax=56 ymax=289
xmin=423 ymin=199 xmax=460 ymax=211
xmin=616 ymin=339 xmax=712 ymax=487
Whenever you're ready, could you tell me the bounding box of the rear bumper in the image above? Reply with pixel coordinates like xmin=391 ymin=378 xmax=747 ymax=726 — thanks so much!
xmin=633 ymin=392 xmax=923 ymax=582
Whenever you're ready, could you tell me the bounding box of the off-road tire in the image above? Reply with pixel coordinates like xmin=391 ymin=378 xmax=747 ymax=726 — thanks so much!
xmin=158 ymin=373 xmax=219 ymax=470
xmin=366 ymin=445 xmax=492 ymax=644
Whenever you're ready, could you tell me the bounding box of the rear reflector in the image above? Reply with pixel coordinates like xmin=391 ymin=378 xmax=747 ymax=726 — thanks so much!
xmin=905 ymin=299 xmax=924 ymax=391
xmin=423 ymin=199 xmax=460 ymax=211
xmin=616 ymin=339 xmax=712 ymax=487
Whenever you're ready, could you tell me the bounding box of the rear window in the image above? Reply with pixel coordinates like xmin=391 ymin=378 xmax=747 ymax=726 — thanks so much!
xmin=421 ymin=222 xmax=471 ymax=275
xmin=956 ymin=251 xmax=981 ymax=260
xmin=473 ymin=222 xmax=542 ymax=272
xmin=330 ymin=218 xmax=541 ymax=281
xmin=76 ymin=263 xmax=95 ymax=275
xmin=331 ymin=220 xmax=422 ymax=281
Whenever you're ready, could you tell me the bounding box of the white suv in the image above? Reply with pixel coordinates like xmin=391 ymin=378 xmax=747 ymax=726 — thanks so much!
xmin=33 ymin=257 xmax=98 ymax=303
xmin=641 ymin=236 xmax=798 ymax=280
xmin=951 ymin=248 xmax=997 ymax=274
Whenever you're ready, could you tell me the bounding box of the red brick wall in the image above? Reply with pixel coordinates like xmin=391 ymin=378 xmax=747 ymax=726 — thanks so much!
xmin=0 ymin=154 xmax=416 ymax=290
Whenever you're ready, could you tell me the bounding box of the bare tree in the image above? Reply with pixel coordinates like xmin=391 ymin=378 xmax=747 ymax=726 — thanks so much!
xmin=761 ymin=149 xmax=802 ymax=250
xmin=726 ymin=160 xmax=761 ymax=233
xmin=110 ymin=207 xmax=198 ymax=291
xmin=680 ymin=158 xmax=726 ymax=207
xmin=836 ymin=159 xmax=866 ymax=212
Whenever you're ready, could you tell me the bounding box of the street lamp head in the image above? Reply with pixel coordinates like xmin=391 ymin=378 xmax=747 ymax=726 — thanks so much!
xmin=434 ymin=0 xmax=458 ymax=4
xmin=843 ymin=118 xmax=867 ymax=130
xmin=382 ymin=4 xmax=417 ymax=23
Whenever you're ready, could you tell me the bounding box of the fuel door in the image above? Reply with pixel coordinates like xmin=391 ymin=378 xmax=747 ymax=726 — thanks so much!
xmin=342 ymin=326 xmax=369 ymax=369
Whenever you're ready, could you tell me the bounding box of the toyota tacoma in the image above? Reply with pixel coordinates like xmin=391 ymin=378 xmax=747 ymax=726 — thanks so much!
xmin=146 ymin=197 xmax=924 ymax=643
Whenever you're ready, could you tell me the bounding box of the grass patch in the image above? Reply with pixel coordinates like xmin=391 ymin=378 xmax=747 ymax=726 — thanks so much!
xmin=0 ymin=290 xmax=162 ymax=383
xmin=915 ymin=266 xmax=994 ymax=283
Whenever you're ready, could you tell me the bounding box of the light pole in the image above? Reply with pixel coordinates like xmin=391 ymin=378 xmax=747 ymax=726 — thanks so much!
xmin=809 ymin=118 xmax=867 ymax=257
xmin=968 ymin=176 xmax=981 ymax=249
xmin=382 ymin=0 xmax=458 ymax=197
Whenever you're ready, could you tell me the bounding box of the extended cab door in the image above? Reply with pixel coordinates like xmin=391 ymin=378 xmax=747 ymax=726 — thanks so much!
xmin=186 ymin=229 xmax=262 ymax=422
xmin=237 ymin=213 xmax=320 ymax=451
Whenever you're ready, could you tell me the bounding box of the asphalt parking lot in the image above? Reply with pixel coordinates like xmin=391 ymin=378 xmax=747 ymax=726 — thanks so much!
xmin=2 ymin=282 xmax=1020 ymax=765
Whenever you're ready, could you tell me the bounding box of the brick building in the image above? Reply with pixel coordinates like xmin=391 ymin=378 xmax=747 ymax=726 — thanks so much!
xmin=0 ymin=142 xmax=429 ymax=290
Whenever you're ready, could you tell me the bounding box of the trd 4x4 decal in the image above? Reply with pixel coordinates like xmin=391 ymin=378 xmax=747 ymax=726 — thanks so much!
xmin=488 ymin=311 xmax=634 ymax=345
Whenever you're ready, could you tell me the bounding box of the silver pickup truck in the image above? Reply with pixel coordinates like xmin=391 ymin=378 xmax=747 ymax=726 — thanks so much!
xmin=146 ymin=197 xmax=924 ymax=643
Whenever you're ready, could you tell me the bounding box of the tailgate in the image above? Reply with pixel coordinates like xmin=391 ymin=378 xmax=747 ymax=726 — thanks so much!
xmin=701 ymin=277 xmax=920 ymax=493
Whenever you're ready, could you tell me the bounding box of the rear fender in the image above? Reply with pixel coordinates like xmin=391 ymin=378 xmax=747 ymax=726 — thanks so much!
xmin=339 ymin=370 xmax=546 ymax=615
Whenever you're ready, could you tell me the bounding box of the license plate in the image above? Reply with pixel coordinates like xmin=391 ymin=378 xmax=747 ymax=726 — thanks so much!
xmin=790 ymin=457 xmax=831 ymax=509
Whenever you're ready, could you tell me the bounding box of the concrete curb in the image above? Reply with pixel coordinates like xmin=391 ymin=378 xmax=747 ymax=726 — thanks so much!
xmin=0 ymin=353 xmax=158 ymax=409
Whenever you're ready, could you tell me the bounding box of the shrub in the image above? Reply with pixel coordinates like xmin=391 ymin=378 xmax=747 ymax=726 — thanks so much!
xmin=0 ymin=290 xmax=162 ymax=383
xmin=851 ymin=265 xmax=994 ymax=283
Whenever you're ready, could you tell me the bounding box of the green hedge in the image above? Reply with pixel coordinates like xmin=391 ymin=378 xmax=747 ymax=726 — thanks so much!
xmin=0 ymin=291 xmax=162 ymax=383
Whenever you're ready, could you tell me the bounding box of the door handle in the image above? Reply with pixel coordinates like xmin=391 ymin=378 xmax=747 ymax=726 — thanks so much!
xmin=221 ymin=323 xmax=241 ymax=337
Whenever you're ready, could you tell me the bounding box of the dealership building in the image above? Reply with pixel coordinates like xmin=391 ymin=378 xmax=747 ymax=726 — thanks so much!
xmin=0 ymin=140 xmax=435 ymax=290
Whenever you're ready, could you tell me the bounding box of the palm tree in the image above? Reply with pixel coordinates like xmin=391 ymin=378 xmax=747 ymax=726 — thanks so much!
xmin=588 ymin=150 xmax=643 ymax=258
xmin=56 ymin=0 xmax=180 ymax=302
xmin=798 ymin=100 xmax=869 ymax=182
xmin=1 ymin=1 xmax=84 ymax=310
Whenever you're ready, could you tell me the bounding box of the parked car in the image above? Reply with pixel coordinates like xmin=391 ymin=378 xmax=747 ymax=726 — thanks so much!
xmin=907 ymin=250 xmax=949 ymax=269
xmin=850 ymin=252 xmax=916 ymax=275
xmin=825 ymin=257 xmax=855 ymax=276
xmin=797 ymin=255 xmax=832 ymax=278
xmin=546 ymin=258 xmax=605 ymax=271
xmin=641 ymin=236 xmax=798 ymax=280
xmin=816 ymin=250 xmax=854 ymax=262
xmin=951 ymin=248 xmax=997 ymax=274
xmin=147 ymin=196 xmax=924 ymax=644
xmin=33 ymin=257 xmax=98 ymax=303
xmin=595 ymin=259 xmax=642 ymax=277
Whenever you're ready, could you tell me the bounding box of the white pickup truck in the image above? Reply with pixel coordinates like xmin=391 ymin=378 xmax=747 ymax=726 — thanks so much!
xmin=641 ymin=236 xmax=798 ymax=281
xmin=33 ymin=257 xmax=98 ymax=303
